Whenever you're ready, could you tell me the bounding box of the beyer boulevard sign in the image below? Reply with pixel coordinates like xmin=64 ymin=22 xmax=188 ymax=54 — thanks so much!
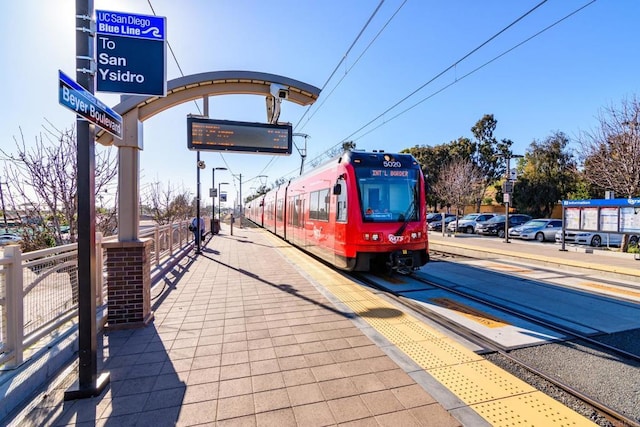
xmin=95 ymin=10 xmax=167 ymax=96
xmin=58 ymin=70 xmax=123 ymax=138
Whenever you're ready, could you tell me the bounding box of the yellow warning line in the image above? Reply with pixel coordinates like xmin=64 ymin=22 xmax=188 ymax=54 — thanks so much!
xmin=479 ymin=262 xmax=534 ymax=274
xmin=430 ymin=297 xmax=510 ymax=328
xmin=579 ymin=281 xmax=640 ymax=298
xmin=264 ymin=232 xmax=596 ymax=427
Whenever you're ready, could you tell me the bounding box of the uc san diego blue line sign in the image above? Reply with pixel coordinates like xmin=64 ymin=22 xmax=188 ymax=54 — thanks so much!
xmin=96 ymin=10 xmax=167 ymax=96
xmin=58 ymin=70 xmax=123 ymax=138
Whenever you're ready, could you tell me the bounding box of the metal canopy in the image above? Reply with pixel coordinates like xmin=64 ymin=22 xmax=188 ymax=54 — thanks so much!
xmin=96 ymin=70 xmax=321 ymax=146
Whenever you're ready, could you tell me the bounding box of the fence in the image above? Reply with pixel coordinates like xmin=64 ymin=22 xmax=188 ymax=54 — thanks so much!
xmin=0 ymin=219 xmax=197 ymax=368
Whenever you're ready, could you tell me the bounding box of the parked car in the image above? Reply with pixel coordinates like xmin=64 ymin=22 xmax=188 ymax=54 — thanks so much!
xmin=555 ymin=231 xmax=639 ymax=247
xmin=0 ymin=233 xmax=22 ymax=245
xmin=508 ymin=219 xmax=563 ymax=242
xmin=476 ymin=214 xmax=532 ymax=238
xmin=427 ymin=213 xmax=456 ymax=223
xmin=428 ymin=215 xmax=457 ymax=232
xmin=447 ymin=213 xmax=495 ymax=234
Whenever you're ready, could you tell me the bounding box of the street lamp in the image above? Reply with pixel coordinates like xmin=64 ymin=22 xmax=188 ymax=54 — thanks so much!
xmin=218 ymin=182 xmax=229 ymax=221
xmin=211 ymin=166 xmax=227 ymax=220
xmin=195 ymin=154 xmax=206 ymax=254
xmin=499 ymin=153 xmax=524 ymax=243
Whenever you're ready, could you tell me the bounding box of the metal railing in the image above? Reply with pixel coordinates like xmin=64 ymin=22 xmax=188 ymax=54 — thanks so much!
xmin=0 ymin=219 xmax=200 ymax=368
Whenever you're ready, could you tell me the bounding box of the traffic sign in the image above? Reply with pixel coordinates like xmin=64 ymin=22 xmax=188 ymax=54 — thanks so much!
xmin=58 ymin=70 xmax=123 ymax=138
xmin=96 ymin=10 xmax=167 ymax=96
xmin=502 ymin=180 xmax=513 ymax=194
xmin=509 ymin=168 xmax=518 ymax=180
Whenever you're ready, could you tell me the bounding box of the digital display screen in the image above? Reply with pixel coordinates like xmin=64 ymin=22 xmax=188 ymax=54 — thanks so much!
xmin=187 ymin=117 xmax=292 ymax=155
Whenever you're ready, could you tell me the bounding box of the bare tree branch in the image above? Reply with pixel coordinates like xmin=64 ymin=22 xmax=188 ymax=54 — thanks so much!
xmin=432 ymin=158 xmax=484 ymax=215
xmin=0 ymin=123 xmax=117 ymax=248
xmin=579 ymin=96 xmax=640 ymax=198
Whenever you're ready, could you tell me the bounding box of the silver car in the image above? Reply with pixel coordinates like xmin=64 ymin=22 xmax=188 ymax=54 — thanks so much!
xmin=447 ymin=213 xmax=495 ymax=234
xmin=508 ymin=219 xmax=562 ymax=242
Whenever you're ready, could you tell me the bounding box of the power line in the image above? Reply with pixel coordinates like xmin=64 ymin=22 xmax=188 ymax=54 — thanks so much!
xmin=294 ymin=0 xmax=387 ymax=131
xmin=352 ymin=0 xmax=598 ymax=142
xmin=297 ymin=0 xmax=408 ymax=133
xmin=263 ymin=1 xmax=397 ymax=183
xmin=337 ymin=0 xmax=550 ymax=145
xmin=305 ymin=0 xmax=598 ymax=165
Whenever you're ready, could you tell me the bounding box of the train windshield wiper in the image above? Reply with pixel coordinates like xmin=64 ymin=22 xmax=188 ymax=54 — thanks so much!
xmin=394 ymin=186 xmax=418 ymax=236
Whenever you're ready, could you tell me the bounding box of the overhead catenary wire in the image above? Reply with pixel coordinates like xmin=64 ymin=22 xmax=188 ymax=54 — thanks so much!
xmin=296 ymin=0 xmax=407 ymax=133
xmin=352 ymin=0 xmax=598 ymax=142
xmin=257 ymin=1 xmax=392 ymax=183
xmin=294 ymin=0 xmax=387 ymax=132
xmin=324 ymin=0 xmax=552 ymax=155
xmin=301 ymin=0 xmax=596 ymax=167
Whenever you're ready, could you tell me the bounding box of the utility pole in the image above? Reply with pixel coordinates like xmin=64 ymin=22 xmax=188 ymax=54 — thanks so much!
xmin=293 ymin=133 xmax=310 ymax=175
xmin=211 ymin=167 xmax=226 ymax=234
xmin=195 ymin=153 xmax=204 ymax=254
xmin=501 ymin=154 xmax=523 ymax=243
xmin=65 ymin=0 xmax=110 ymax=400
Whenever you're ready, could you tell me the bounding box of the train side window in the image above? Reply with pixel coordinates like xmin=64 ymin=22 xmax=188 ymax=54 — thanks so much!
xmin=310 ymin=189 xmax=330 ymax=221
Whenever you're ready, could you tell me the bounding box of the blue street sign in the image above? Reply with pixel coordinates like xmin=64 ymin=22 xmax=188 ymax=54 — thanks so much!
xmin=96 ymin=10 xmax=165 ymax=40
xmin=95 ymin=10 xmax=167 ymax=96
xmin=58 ymin=70 xmax=123 ymax=138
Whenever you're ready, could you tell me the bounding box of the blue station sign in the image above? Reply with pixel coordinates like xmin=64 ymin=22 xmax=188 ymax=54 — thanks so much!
xmin=58 ymin=70 xmax=123 ymax=138
xmin=95 ymin=10 xmax=167 ymax=96
xmin=96 ymin=10 xmax=166 ymax=40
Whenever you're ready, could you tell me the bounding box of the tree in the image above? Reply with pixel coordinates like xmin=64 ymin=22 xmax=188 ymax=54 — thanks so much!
xmin=471 ymin=114 xmax=513 ymax=210
xmin=1 ymin=123 xmax=117 ymax=249
xmin=579 ymin=96 xmax=640 ymax=198
xmin=144 ymin=181 xmax=192 ymax=225
xmin=404 ymin=137 xmax=475 ymax=210
xmin=431 ymin=158 xmax=484 ymax=218
xmin=512 ymin=131 xmax=577 ymax=217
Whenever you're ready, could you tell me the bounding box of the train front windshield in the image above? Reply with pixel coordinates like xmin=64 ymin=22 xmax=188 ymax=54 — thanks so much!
xmin=356 ymin=168 xmax=420 ymax=222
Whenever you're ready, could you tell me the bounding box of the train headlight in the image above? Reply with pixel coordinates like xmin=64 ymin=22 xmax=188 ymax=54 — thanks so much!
xmin=363 ymin=233 xmax=381 ymax=241
xmin=411 ymin=232 xmax=421 ymax=239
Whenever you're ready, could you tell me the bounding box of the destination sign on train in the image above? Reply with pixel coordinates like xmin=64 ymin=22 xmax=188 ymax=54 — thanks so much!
xmin=187 ymin=117 xmax=292 ymax=155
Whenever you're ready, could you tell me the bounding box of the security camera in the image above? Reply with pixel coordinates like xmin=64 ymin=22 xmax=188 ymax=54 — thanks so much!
xmin=277 ymin=88 xmax=289 ymax=99
xmin=197 ymin=160 xmax=206 ymax=169
xmin=270 ymin=83 xmax=289 ymax=100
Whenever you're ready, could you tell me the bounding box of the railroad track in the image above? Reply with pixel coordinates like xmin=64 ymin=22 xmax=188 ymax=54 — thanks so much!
xmin=352 ymin=267 xmax=640 ymax=427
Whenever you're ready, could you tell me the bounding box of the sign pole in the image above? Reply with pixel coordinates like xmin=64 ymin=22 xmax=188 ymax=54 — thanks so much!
xmin=65 ymin=0 xmax=110 ymax=400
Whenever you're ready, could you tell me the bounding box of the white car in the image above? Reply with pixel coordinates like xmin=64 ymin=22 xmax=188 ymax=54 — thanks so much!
xmin=555 ymin=231 xmax=639 ymax=247
xmin=0 ymin=233 xmax=22 ymax=245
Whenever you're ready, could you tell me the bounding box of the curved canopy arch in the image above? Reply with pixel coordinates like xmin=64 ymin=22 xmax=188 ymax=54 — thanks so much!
xmin=97 ymin=70 xmax=321 ymax=145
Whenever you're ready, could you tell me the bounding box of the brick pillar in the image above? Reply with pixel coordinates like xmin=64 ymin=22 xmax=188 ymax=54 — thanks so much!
xmin=103 ymin=238 xmax=154 ymax=330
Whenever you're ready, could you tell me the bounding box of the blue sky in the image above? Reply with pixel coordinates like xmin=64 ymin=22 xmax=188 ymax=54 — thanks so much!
xmin=2 ymin=0 xmax=639 ymax=209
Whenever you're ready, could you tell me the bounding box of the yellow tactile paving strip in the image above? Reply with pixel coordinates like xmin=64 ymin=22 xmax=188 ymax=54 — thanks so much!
xmin=266 ymin=233 xmax=597 ymax=426
xmin=474 ymin=260 xmax=640 ymax=300
xmin=433 ymin=237 xmax=640 ymax=279
xmin=578 ymin=281 xmax=640 ymax=298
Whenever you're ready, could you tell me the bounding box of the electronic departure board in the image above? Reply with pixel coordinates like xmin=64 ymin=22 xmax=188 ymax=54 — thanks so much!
xmin=187 ymin=117 xmax=292 ymax=155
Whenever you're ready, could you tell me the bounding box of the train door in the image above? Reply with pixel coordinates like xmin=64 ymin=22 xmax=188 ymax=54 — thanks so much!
xmin=288 ymin=193 xmax=305 ymax=247
xmin=334 ymin=175 xmax=349 ymax=269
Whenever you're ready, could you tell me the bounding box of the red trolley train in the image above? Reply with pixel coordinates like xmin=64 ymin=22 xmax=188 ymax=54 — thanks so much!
xmin=245 ymin=150 xmax=429 ymax=274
